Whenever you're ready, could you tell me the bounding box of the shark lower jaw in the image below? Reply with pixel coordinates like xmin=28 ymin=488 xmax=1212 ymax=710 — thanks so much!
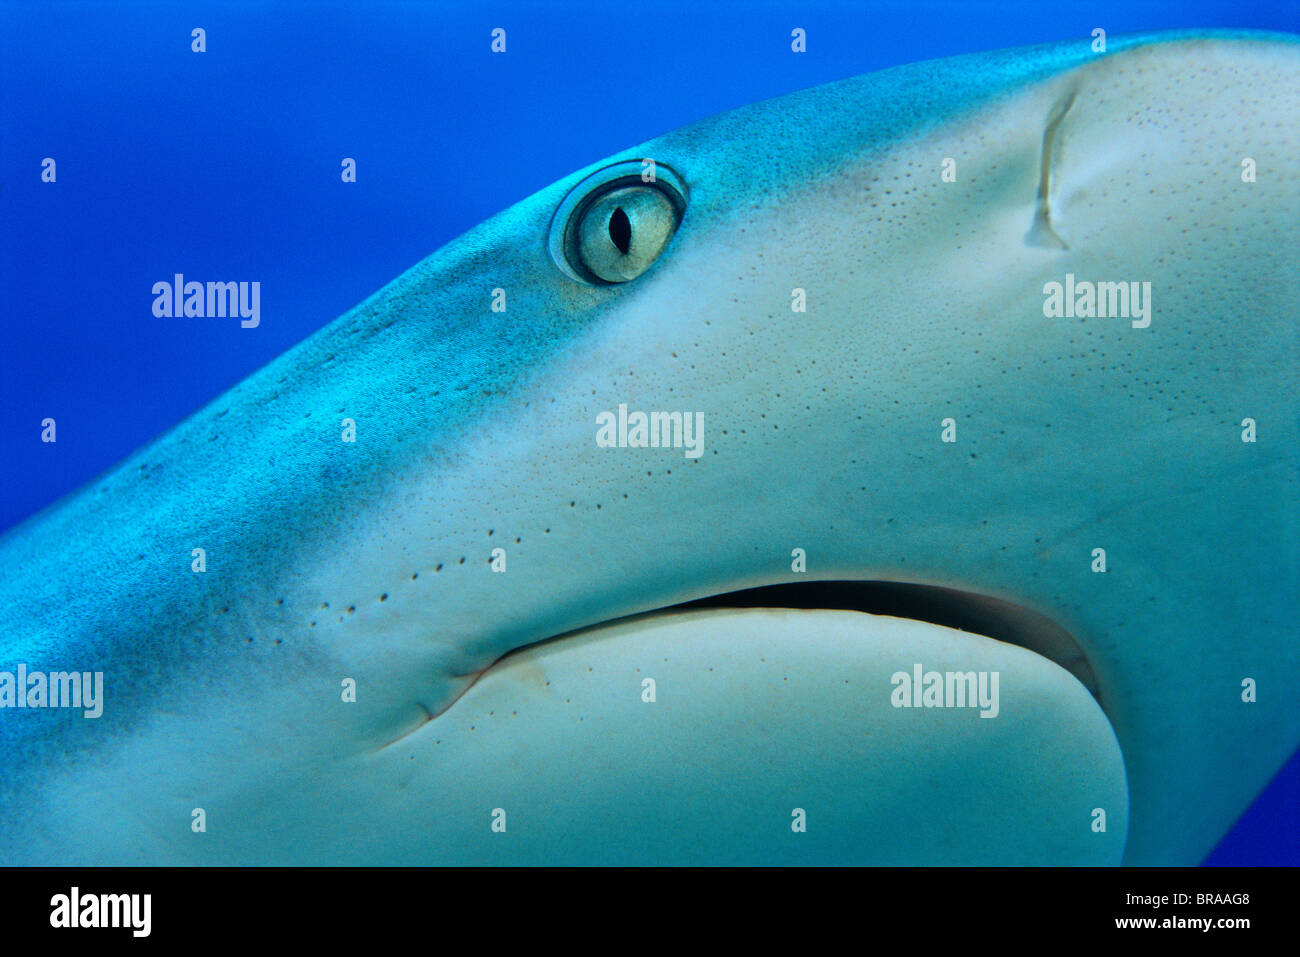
xmin=339 ymin=585 xmax=1126 ymax=867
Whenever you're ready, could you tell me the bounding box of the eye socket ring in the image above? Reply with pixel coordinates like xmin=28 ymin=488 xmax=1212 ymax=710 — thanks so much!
xmin=547 ymin=160 xmax=688 ymax=286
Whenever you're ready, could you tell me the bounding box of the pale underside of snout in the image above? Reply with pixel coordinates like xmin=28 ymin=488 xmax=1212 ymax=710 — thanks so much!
xmin=162 ymin=608 xmax=1127 ymax=865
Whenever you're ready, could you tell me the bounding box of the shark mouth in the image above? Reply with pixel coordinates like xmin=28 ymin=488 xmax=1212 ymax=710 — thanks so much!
xmin=388 ymin=577 xmax=1126 ymax=865
xmin=421 ymin=578 xmax=1104 ymax=729
xmin=670 ymin=580 xmax=1100 ymax=703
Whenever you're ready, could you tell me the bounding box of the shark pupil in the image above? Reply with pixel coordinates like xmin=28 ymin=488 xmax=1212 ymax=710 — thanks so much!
xmin=608 ymin=206 xmax=632 ymax=254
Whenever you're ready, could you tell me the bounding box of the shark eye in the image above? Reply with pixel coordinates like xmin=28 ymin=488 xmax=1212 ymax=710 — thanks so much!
xmin=574 ymin=186 xmax=677 ymax=283
xmin=549 ymin=161 xmax=687 ymax=285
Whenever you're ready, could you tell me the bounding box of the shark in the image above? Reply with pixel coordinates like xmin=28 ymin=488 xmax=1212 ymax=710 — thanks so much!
xmin=0 ymin=29 xmax=1296 ymax=866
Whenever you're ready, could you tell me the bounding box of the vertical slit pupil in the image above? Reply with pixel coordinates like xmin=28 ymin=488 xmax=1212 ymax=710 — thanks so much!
xmin=609 ymin=207 xmax=632 ymax=255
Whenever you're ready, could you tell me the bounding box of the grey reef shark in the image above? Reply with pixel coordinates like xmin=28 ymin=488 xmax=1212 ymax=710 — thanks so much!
xmin=0 ymin=28 xmax=1296 ymax=865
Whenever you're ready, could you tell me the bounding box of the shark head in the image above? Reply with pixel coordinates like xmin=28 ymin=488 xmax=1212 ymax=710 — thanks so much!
xmin=1 ymin=29 xmax=1296 ymax=865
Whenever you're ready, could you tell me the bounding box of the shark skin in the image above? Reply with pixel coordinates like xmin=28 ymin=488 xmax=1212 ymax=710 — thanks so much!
xmin=0 ymin=30 xmax=1295 ymax=865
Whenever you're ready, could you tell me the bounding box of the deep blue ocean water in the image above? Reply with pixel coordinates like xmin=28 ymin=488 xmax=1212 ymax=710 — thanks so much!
xmin=1 ymin=0 xmax=1296 ymax=865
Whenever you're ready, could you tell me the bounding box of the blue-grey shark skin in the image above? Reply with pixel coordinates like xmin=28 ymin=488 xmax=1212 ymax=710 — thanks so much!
xmin=0 ymin=29 xmax=1296 ymax=864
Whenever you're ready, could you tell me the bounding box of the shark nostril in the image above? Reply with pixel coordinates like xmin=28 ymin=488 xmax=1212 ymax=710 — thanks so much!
xmin=608 ymin=206 xmax=632 ymax=254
